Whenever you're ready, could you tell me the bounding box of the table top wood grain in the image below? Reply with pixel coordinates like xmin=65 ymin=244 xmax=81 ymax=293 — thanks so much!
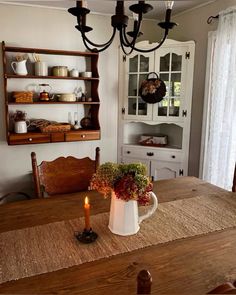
xmin=0 ymin=177 xmax=235 ymax=294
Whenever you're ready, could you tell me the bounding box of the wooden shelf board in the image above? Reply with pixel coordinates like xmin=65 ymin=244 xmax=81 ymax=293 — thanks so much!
xmin=4 ymin=46 xmax=98 ymax=57
xmin=8 ymin=101 xmax=100 ymax=105
xmin=5 ymin=74 xmax=99 ymax=81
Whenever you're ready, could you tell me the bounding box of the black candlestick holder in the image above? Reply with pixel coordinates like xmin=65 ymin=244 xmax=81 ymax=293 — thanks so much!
xmin=75 ymin=228 xmax=98 ymax=244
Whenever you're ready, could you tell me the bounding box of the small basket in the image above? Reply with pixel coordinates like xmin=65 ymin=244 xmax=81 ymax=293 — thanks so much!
xmin=12 ymin=91 xmax=33 ymax=103
xmin=40 ymin=123 xmax=71 ymax=133
xmin=139 ymin=134 xmax=168 ymax=147
xmin=139 ymin=72 xmax=166 ymax=104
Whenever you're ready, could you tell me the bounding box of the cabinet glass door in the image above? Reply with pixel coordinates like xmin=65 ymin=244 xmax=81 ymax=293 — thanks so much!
xmin=124 ymin=52 xmax=154 ymax=120
xmin=154 ymin=48 xmax=186 ymax=122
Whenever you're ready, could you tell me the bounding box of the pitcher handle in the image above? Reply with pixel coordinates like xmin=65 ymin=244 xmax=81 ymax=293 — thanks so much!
xmin=138 ymin=191 xmax=158 ymax=224
xmin=11 ymin=61 xmax=17 ymax=74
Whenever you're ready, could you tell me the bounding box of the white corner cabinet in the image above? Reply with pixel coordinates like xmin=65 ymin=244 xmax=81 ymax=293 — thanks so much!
xmin=118 ymin=40 xmax=195 ymax=180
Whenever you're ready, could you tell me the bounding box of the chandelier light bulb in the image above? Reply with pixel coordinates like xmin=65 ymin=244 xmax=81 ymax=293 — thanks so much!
xmin=165 ymin=1 xmax=174 ymax=10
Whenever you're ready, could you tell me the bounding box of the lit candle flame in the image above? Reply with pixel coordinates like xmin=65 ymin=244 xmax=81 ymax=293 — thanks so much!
xmin=85 ymin=196 xmax=89 ymax=205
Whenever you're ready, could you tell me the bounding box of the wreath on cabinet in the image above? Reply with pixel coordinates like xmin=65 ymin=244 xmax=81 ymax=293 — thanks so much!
xmin=139 ymin=72 xmax=166 ymax=104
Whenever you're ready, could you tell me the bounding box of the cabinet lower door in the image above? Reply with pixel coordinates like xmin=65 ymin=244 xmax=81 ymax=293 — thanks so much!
xmin=151 ymin=160 xmax=181 ymax=180
xmin=121 ymin=157 xmax=150 ymax=176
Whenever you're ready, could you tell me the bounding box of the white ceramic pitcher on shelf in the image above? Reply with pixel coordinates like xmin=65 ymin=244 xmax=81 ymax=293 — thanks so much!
xmin=108 ymin=191 xmax=158 ymax=236
xmin=11 ymin=60 xmax=28 ymax=75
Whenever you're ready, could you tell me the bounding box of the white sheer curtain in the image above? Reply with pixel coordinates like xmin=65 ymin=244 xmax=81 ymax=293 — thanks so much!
xmin=201 ymin=6 xmax=236 ymax=190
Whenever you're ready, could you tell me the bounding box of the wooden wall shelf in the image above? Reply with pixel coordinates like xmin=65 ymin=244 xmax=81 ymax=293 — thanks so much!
xmin=2 ymin=41 xmax=101 ymax=145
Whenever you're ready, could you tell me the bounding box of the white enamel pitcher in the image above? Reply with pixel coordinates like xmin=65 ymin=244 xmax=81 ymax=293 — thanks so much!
xmin=108 ymin=191 xmax=158 ymax=236
xmin=11 ymin=60 xmax=28 ymax=75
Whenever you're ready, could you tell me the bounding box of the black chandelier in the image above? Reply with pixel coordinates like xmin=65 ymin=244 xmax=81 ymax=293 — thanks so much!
xmin=68 ymin=1 xmax=177 ymax=55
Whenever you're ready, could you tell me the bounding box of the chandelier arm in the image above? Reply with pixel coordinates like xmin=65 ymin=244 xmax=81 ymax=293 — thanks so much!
xmin=122 ymin=16 xmax=142 ymax=47
xmin=82 ymin=34 xmax=115 ymax=53
xmin=131 ymin=30 xmax=168 ymax=53
xmin=80 ymin=26 xmax=116 ymax=48
xmin=119 ymin=30 xmax=135 ymax=55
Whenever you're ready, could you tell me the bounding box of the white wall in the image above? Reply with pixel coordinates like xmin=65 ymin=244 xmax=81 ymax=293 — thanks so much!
xmin=0 ymin=4 xmax=119 ymax=196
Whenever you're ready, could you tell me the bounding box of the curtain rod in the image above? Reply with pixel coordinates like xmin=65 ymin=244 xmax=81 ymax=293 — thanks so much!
xmin=207 ymin=15 xmax=219 ymax=24
xmin=207 ymin=9 xmax=236 ymax=24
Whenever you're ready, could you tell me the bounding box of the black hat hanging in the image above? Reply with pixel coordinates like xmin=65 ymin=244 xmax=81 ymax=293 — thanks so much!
xmin=139 ymin=72 xmax=166 ymax=104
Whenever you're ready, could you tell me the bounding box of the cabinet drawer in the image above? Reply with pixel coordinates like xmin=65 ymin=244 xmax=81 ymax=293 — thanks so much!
xmin=65 ymin=130 xmax=100 ymax=142
xmin=122 ymin=146 xmax=182 ymax=162
xmin=9 ymin=133 xmax=50 ymax=145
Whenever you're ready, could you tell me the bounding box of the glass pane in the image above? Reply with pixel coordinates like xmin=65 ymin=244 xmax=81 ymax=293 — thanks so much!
xmin=158 ymin=98 xmax=168 ymax=117
xmin=140 ymin=55 xmax=149 ymax=72
xmin=159 ymin=73 xmax=169 ymax=97
xmin=171 ymin=53 xmax=182 ymax=71
xmin=128 ymin=74 xmax=138 ymax=96
xmin=170 ymin=73 xmax=181 ymax=96
xmin=129 ymin=55 xmax=138 ymax=72
xmin=160 ymin=53 xmax=170 ymax=72
xmin=169 ymin=98 xmax=180 ymax=117
xmin=138 ymin=73 xmax=148 ymax=90
xmin=128 ymin=97 xmax=137 ymax=115
xmin=137 ymin=97 xmax=147 ymax=116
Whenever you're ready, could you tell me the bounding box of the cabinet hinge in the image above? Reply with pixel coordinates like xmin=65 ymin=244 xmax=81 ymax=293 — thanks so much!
xmin=182 ymin=110 xmax=187 ymax=117
xmin=123 ymin=55 xmax=126 ymax=62
xmin=185 ymin=52 xmax=190 ymax=59
xmin=179 ymin=169 xmax=184 ymax=176
xmin=122 ymin=107 xmax=125 ymax=114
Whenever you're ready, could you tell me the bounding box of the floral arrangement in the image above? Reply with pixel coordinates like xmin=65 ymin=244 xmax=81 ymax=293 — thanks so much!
xmin=90 ymin=162 xmax=153 ymax=205
xmin=13 ymin=110 xmax=27 ymax=122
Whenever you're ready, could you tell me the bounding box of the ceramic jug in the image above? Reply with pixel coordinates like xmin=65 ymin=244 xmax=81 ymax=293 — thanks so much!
xmin=11 ymin=60 xmax=28 ymax=75
xmin=108 ymin=191 xmax=158 ymax=236
xmin=14 ymin=121 xmax=30 ymax=134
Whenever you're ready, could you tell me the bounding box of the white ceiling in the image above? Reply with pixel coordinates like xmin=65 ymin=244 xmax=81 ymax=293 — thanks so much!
xmin=0 ymin=1 xmax=215 ymax=19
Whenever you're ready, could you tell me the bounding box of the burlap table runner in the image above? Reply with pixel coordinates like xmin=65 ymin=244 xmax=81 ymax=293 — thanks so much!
xmin=1 ymin=194 xmax=236 ymax=284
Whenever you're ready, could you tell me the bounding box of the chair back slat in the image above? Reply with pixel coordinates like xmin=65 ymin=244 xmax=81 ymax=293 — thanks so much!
xmin=39 ymin=156 xmax=95 ymax=195
xmin=31 ymin=147 xmax=100 ymax=198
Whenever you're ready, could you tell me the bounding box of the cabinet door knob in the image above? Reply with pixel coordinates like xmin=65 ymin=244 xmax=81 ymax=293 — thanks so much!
xmin=127 ymin=151 xmax=131 ymax=154
xmin=81 ymin=134 xmax=86 ymax=138
xmin=147 ymin=152 xmax=154 ymax=156
xmin=28 ymin=138 xmax=33 ymax=142
xmin=172 ymin=155 xmax=176 ymax=159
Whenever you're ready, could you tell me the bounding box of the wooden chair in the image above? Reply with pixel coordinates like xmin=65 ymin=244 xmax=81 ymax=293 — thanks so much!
xmin=137 ymin=269 xmax=152 ymax=294
xmin=31 ymin=147 xmax=100 ymax=198
xmin=208 ymin=282 xmax=236 ymax=294
xmin=232 ymin=164 xmax=236 ymax=192
xmin=0 ymin=192 xmax=31 ymax=204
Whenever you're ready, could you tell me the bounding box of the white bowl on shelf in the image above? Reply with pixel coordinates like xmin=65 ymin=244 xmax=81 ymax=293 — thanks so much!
xmin=57 ymin=93 xmax=76 ymax=102
xmin=80 ymin=72 xmax=92 ymax=78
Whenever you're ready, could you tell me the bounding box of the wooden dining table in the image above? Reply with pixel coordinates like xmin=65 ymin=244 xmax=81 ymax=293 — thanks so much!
xmin=0 ymin=176 xmax=236 ymax=294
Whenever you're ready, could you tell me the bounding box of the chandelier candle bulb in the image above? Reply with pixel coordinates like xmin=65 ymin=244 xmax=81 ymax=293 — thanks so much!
xmin=84 ymin=197 xmax=90 ymax=231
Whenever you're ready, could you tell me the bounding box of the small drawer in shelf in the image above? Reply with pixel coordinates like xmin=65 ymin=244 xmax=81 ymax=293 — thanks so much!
xmin=9 ymin=133 xmax=51 ymax=145
xmin=65 ymin=130 xmax=100 ymax=142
